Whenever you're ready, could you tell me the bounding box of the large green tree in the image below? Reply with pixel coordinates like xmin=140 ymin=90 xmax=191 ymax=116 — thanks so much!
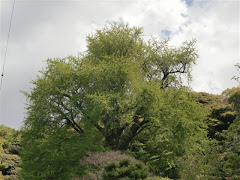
xmin=21 ymin=23 xmax=207 ymax=179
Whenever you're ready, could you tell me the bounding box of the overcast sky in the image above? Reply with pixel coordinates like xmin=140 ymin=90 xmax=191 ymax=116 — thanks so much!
xmin=0 ymin=0 xmax=239 ymax=129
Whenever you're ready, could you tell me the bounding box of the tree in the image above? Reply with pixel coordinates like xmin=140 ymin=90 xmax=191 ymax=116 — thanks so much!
xmin=197 ymin=92 xmax=236 ymax=139
xmin=220 ymin=87 xmax=240 ymax=179
xmin=21 ymin=23 xmax=206 ymax=179
xmin=20 ymin=127 xmax=101 ymax=180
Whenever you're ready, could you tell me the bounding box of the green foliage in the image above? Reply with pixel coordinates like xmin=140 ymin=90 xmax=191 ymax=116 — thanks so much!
xmin=7 ymin=145 xmax=21 ymax=155
xmin=145 ymin=38 xmax=198 ymax=88
xmin=197 ymin=92 xmax=236 ymax=139
xmin=0 ymin=138 xmax=3 ymax=157
xmin=1 ymin=137 xmax=6 ymax=178
xmin=18 ymin=23 xmax=240 ymax=180
xmin=207 ymin=104 xmax=236 ymax=138
xmin=194 ymin=88 xmax=240 ymax=179
xmin=228 ymin=88 xmax=240 ymax=112
xmin=0 ymin=125 xmax=16 ymax=140
xmin=103 ymin=159 xmax=148 ymax=180
xmin=0 ymin=126 xmax=21 ymax=155
xmin=220 ymin=116 xmax=240 ymax=179
xmin=21 ymin=22 xmax=205 ymax=179
xmin=222 ymin=87 xmax=240 ymax=100
xmin=2 ymin=175 xmax=19 ymax=180
xmin=0 ymin=126 xmax=21 ymax=179
xmin=86 ymin=22 xmax=144 ymax=59
xmin=0 ymin=154 xmax=21 ymax=179
xmin=223 ymin=153 xmax=240 ymax=178
xmin=132 ymin=89 xmax=208 ymax=178
xmin=146 ymin=177 xmax=172 ymax=180
xmin=20 ymin=127 xmax=102 ymax=180
xmin=204 ymin=88 xmax=240 ymax=179
xmin=79 ymin=150 xmax=139 ymax=179
xmin=0 ymin=162 xmax=8 ymax=170
xmin=178 ymin=139 xmax=225 ymax=180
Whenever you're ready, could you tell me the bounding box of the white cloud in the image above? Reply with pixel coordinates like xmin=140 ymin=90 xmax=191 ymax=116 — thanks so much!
xmin=118 ymin=0 xmax=188 ymax=38
xmin=170 ymin=0 xmax=240 ymax=94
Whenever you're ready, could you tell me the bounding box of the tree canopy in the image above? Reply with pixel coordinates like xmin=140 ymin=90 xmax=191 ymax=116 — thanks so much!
xmin=20 ymin=23 xmax=208 ymax=179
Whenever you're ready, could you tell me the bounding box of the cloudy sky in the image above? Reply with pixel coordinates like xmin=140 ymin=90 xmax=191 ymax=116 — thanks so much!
xmin=0 ymin=0 xmax=239 ymax=129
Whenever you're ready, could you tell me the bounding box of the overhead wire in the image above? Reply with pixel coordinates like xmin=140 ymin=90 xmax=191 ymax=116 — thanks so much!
xmin=0 ymin=0 xmax=16 ymax=93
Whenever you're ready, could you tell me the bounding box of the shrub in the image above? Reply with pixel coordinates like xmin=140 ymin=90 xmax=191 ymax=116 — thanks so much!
xmin=1 ymin=154 xmax=21 ymax=176
xmin=80 ymin=151 xmax=138 ymax=180
xmin=147 ymin=177 xmax=172 ymax=180
xmin=103 ymin=159 xmax=149 ymax=180
xmin=0 ymin=162 xmax=8 ymax=170
xmin=2 ymin=175 xmax=19 ymax=180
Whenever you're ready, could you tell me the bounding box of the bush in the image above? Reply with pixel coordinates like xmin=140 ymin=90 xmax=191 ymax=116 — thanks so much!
xmin=0 ymin=162 xmax=8 ymax=170
xmin=80 ymin=151 xmax=138 ymax=180
xmin=223 ymin=153 xmax=240 ymax=179
xmin=3 ymin=175 xmax=19 ymax=180
xmin=103 ymin=159 xmax=149 ymax=180
xmin=1 ymin=154 xmax=21 ymax=176
xmin=147 ymin=177 xmax=172 ymax=180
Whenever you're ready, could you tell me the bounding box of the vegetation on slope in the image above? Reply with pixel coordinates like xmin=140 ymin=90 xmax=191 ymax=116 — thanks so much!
xmin=0 ymin=125 xmax=21 ymax=180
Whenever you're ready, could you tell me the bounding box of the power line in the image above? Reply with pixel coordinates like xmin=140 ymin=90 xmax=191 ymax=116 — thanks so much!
xmin=0 ymin=0 xmax=16 ymax=92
